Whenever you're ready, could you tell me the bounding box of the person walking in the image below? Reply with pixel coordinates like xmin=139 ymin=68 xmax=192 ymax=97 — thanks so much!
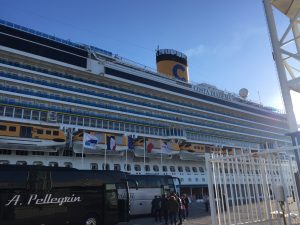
xmin=153 ymin=195 xmax=162 ymax=222
xmin=182 ymin=194 xmax=189 ymax=218
xmin=167 ymin=194 xmax=179 ymax=225
xmin=176 ymin=194 xmax=183 ymax=225
xmin=203 ymin=194 xmax=209 ymax=212
xmin=161 ymin=194 xmax=169 ymax=225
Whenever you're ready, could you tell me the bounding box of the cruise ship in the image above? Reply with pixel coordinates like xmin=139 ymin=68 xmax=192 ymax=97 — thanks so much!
xmin=0 ymin=19 xmax=292 ymax=198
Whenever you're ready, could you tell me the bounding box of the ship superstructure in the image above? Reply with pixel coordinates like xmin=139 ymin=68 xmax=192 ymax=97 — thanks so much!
xmin=0 ymin=19 xmax=292 ymax=196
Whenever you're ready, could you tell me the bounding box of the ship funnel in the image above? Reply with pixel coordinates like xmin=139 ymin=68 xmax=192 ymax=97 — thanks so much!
xmin=156 ymin=49 xmax=189 ymax=82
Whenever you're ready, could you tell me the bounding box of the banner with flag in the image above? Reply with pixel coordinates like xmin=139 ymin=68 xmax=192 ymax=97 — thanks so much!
xmin=83 ymin=132 xmax=98 ymax=150
xmin=106 ymin=135 xmax=116 ymax=151
xmin=146 ymin=139 xmax=154 ymax=153
xmin=127 ymin=135 xmax=134 ymax=150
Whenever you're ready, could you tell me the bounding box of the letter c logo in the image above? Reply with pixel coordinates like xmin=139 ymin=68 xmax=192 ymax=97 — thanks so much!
xmin=172 ymin=64 xmax=186 ymax=81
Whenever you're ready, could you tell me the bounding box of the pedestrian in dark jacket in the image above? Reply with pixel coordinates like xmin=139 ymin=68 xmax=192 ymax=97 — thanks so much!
xmin=167 ymin=195 xmax=179 ymax=225
xmin=176 ymin=194 xmax=183 ymax=225
xmin=161 ymin=194 xmax=169 ymax=225
xmin=182 ymin=194 xmax=190 ymax=218
xmin=152 ymin=195 xmax=162 ymax=222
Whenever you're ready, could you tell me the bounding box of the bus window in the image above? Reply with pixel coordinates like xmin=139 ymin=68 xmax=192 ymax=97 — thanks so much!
xmin=105 ymin=184 xmax=118 ymax=209
xmin=28 ymin=170 xmax=51 ymax=192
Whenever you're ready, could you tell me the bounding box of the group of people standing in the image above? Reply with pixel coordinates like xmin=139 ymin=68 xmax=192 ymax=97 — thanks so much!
xmin=151 ymin=193 xmax=190 ymax=225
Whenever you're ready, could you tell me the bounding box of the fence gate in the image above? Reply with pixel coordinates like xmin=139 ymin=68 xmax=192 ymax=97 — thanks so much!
xmin=206 ymin=147 xmax=300 ymax=225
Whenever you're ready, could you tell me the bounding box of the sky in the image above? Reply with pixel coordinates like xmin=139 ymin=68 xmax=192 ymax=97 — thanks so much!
xmin=0 ymin=0 xmax=299 ymax=127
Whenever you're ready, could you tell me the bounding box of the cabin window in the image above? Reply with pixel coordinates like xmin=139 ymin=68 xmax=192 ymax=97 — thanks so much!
xmin=49 ymin=151 xmax=59 ymax=156
xmin=64 ymin=162 xmax=73 ymax=168
xmin=162 ymin=165 xmax=168 ymax=172
xmin=63 ymin=115 xmax=70 ymax=124
xmin=5 ymin=107 xmax=13 ymax=117
xmin=90 ymin=163 xmax=98 ymax=170
xmin=40 ymin=111 xmax=47 ymax=121
xmin=0 ymin=149 xmax=11 ymax=155
xmin=145 ymin=165 xmax=150 ymax=172
xmin=185 ymin=166 xmax=191 ymax=172
xmin=16 ymin=151 xmax=28 ymax=156
xmin=0 ymin=125 xmax=7 ymax=131
xmin=84 ymin=118 xmax=90 ymax=126
xmin=153 ymin=165 xmax=159 ymax=172
xmin=134 ymin=164 xmax=141 ymax=172
xmin=114 ymin=164 xmax=121 ymax=171
xmin=178 ymin=166 xmax=183 ymax=172
xmin=32 ymin=151 xmax=44 ymax=155
xmin=32 ymin=111 xmax=39 ymax=120
xmin=124 ymin=164 xmax=131 ymax=171
xmin=53 ymin=131 xmax=59 ymax=136
xmin=63 ymin=150 xmax=73 ymax=156
xmin=45 ymin=130 xmax=51 ymax=135
xmin=0 ymin=106 xmax=4 ymax=116
xmin=16 ymin=161 xmax=27 ymax=165
xmin=90 ymin=118 xmax=96 ymax=127
xmin=23 ymin=109 xmax=31 ymax=119
xmin=49 ymin=162 xmax=58 ymax=167
xmin=199 ymin=167 xmax=205 ymax=173
xmin=77 ymin=117 xmax=83 ymax=126
xmin=170 ymin=166 xmax=175 ymax=172
xmin=192 ymin=167 xmax=198 ymax=173
xmin=37 ymin=129 xmax=43 ymax=134
xmin=102 ymin=163 xmax=110 ymax=170
xmin=14 ymin=108 xmax=22 ymax=118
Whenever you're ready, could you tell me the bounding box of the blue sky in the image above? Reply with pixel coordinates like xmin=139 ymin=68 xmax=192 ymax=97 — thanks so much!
xmin=1 ymin=0 xmax=299 ymax=125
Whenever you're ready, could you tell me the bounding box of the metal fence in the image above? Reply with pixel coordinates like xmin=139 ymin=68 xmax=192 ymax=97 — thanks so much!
xmin=206 ymin=146 xmax=300 ymax=225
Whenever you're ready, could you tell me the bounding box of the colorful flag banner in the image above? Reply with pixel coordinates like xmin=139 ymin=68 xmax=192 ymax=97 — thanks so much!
xmin=107 ymin=136 xmax=116 ymax=151
xmin=83 ymin=132 xmax=98 ymax=150
xmin=128 ymin=135 xmax=134 ymax=150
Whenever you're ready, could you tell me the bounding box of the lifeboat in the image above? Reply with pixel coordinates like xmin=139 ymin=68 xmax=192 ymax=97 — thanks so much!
xmin=72 ymin=130 xmax=128 ymax=155
xmin=0 ymin=121 xmax=66 ymax=151
xmin=133 ymin=138 xmax=180 ymax=159
xmin=179 ymin=142 xmax=206 ymax=161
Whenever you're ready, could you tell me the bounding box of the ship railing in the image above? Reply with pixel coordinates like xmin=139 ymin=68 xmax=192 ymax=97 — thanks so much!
xmin=0 ymin=19 xmax=112 ymax=58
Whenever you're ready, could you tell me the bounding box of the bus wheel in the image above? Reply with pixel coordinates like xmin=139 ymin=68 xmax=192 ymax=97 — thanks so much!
xmin=84 ymin=215 xmax=98 ymax=225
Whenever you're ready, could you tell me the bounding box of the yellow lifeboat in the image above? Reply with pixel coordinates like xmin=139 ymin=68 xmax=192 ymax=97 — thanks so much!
xmin=179 ymin=142 xmax=206 ymax=161
xmin=0 ymin=121 xmax=65 ymax=152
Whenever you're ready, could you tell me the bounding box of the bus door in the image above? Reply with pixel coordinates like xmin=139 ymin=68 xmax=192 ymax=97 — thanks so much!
xmin=104 ymin=183 xmax=119 ymax=225
xmin=116 ymin=182 xmax=130 ymax=222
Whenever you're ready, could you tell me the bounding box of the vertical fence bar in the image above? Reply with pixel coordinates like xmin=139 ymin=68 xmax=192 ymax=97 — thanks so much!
xmin=205 ymin=153 xmax=217 ymax=225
